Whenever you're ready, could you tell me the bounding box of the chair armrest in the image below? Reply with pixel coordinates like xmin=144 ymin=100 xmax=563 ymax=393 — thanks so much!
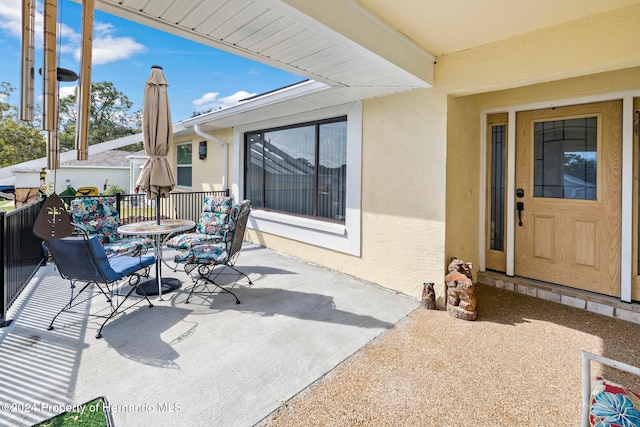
xmin=582 ymin=351 xmax=640 ymax=427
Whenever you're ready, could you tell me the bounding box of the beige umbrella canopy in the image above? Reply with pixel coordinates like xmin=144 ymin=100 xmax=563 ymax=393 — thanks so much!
xmin=136 ymin=65 xmax=176 ymax=210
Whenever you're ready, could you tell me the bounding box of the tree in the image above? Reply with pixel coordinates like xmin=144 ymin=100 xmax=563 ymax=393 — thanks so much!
xmin=564 ymin=152 xmax=596 ymax=183
xmin=0 ymin=83 xmax=46 ymax=168
xmin=58 ymin=81 xmax=142 ymax=151
xmin=192 ymin=108 xmax=213 ymax=117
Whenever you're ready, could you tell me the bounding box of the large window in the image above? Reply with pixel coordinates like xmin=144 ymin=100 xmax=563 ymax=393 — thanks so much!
xmin=176 ymin=143 xmax=192 ymax=187
xmin=245 ymin=117 xmax=347 ymax=222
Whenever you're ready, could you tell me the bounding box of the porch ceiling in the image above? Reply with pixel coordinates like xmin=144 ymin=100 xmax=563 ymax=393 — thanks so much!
xmin=93 ymin=0 xmax=435 ymax=94
xmin=87 ymin=0 xmax=640 ymax=132
xmin=91 ymin=0 xmax=639 ymax=90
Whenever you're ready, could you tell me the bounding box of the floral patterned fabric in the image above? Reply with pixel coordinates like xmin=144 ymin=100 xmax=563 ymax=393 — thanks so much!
xmin=174 ymin=242 xmax=228 ymax=265
xmin=196 ymin=195 xmax=232 ymax=233
xmin=173 ymin=200 xmax=245 ymax=265
xmin=590 ymin=377 xmax=640 ymax=427
xmin=165 ymin=232 xmax=223 ymax=250
xmin=202 ymin=195 xmax=233 ymax=213
xmin=70 ymin=197 xmax=153 ymax=256
xmin=166 ymin=196 xmax=234 ymax=250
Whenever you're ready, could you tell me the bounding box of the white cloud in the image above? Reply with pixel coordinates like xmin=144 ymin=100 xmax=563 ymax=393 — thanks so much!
xmin=0 ymin=0 xmax=23 ymax=38
xmin=74 ymin=21 xmax=146 ymax=64
xmin=0 ymin=0 xmax=146 ymax=66
xmin=83 ymin=35 xmax=146 ymax=65
xmin=193 ymin=92 xmax=220 ymax=106
xmin=192 ymin=90 xmax=256 ymax=112
xmin=58 ymin=85 xmax=76 ymax=99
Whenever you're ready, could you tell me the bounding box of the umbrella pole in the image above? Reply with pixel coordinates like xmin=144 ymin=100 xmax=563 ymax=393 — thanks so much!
xmin=155 ymin=194 xmax=162 ymax=297
xmin=156 ymin=195 xmax=161 ymax=225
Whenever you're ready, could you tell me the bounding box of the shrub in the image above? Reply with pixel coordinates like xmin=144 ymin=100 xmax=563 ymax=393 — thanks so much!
xmin=102 ymin=183 xmax=127 ymax=195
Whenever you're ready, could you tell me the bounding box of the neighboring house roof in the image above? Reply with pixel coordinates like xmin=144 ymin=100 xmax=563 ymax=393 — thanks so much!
xmin=0 ymin=133 xmax=144 ymax=181
xmin=62 ymin=150 xmax=140 ymax=167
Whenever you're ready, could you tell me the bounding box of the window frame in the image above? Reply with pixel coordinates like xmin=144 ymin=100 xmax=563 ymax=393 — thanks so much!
xmin=244 ymin=115 xmax=347 ymax=223
xmin=233 ymin=102 xmax=362 ymax=256
xmin=176 ymin=142 xmax=193 ymax=188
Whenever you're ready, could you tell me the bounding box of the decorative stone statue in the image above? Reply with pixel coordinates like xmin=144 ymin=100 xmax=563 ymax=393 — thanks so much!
xmin=421 ymin=282 xmax=436 ymax=310
xmin=444 ymin=257 xmax=477 ymax=321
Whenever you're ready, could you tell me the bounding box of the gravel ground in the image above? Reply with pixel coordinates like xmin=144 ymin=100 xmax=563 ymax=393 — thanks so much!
xmin=260 ymin=284 xmax=640 ymax=427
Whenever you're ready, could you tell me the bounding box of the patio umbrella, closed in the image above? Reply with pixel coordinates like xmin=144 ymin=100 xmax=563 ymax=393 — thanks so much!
xmin=133 ymin=65 xmax=182 ymax=298
xmin=136 ymin=65 xmax=176 ymax=224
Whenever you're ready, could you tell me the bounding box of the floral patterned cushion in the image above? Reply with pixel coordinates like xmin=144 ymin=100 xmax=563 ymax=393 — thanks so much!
xmin=196 ymin=196 xmax=232 ymax=234
xmin=70 ymin=197 xmax=153 ymax=256
xmin=102 ymin=238 xmax=154 ymax=257
xmin=202 ymin=195 xmax=233 ymax=214
xmin=174 ymin=242 xmax=229 ymax=265
xmin=165 ymin=232 xmax=223 ymax=250
xmin=173 ymin=200 xmax=247 ymax=265
xmin=590 ymin=377 xmax=640 ymax=427
xmin=166 ymin=196 xmax=235 ymax=250
xmin=71 ymin=197 xmax=121 ymax=243
xmin=197 ymin=212 xmax=229 ymax=234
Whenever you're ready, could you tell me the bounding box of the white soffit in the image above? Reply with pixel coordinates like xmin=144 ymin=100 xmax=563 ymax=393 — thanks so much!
xmin=93 ymin=0 xmax=434 ymax=92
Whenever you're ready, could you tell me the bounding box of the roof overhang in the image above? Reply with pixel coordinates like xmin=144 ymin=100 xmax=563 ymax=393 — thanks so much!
xmin=91 ymin=0 xmax=434 ymax=92
xmin=176 ymin=79 xmax=395 ymax=134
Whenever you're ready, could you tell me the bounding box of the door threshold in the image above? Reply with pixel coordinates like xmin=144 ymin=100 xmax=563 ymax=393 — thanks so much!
xmin=477 ymin=271 xmax=640 ymax=325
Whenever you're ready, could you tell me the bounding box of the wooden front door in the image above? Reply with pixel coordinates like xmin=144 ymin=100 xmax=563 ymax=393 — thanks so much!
xmin=514 ymin=101 xmax=622 ymax=296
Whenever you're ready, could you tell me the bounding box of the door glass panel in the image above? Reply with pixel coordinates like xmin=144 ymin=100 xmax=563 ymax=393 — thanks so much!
xmin=533 ymin=117 xmax=597 ymax=200
xmin=490 ymin=124 xmax=506 ymax=251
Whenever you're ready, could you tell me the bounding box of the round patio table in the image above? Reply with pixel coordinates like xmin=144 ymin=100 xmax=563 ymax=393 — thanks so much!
xmin=118 ymin=219 xmax=195 ymax=299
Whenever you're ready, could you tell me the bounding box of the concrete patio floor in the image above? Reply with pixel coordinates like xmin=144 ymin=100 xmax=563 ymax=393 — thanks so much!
xmin=0 ymin=243 xmax=418 ymax=426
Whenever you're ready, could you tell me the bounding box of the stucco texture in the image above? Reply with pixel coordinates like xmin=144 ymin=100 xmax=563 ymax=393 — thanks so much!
xmin=435 ymin=3 xmax=640 ymax=96
xmin=246 ymin=88 xmax=448 ymax=301
xmin=189 ymin=128 xmax=233 ymax=192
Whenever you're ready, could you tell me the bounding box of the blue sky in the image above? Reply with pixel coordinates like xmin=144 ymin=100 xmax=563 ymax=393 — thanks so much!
xmin=0 ymin=0 xmax=304 ymax=121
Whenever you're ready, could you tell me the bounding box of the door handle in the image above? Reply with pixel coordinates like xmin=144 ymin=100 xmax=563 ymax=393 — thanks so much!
xmin=516 ymin=202 xmax=524 ymax=226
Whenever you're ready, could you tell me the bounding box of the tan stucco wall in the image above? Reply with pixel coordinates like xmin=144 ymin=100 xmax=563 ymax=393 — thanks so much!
xmin=440 ymin=4 xmax=640 ymax=283
xmin=444 ymin=95 xmax=481 ymax=275
xmin=173 ymin=128 xmax=233 ymax=193
xmin=474 ymin=66 xmax=640 ymax=109
xmin=246 ymin=88 xmax=448 ymax=300
xmin=176 ymin=6 xmax=640 ymax=303
xmin=436 ymin=3 xmax=640 ymax=96
xmin=444 ymin=66 xmax=640 ymax=282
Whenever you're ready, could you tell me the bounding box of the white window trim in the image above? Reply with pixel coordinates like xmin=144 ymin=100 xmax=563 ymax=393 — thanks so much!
xmin=233 ymin=102 xmax=362 ymax=256
xmin=176 ymin=141 xmax=193 ymax=189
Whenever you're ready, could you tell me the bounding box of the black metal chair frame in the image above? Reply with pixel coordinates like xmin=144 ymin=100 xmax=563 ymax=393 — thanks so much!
xmin=44 ymin=226 xmax=155 ymax=339
xmin=183 ymin=201 xmax=253 ymax=304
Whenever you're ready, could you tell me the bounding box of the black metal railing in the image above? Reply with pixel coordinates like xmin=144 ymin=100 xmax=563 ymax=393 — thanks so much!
xmin=1 ymin=198 xmax=46 ymax=325
xmin=0 ymin=189 xmax=229 ymax=325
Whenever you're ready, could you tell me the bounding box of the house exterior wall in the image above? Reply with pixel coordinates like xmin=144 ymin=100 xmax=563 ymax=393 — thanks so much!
xmin=242 ymin=89 xmax=448 ymax=300
xmin=435 ymin=3 xmax=640 ymax=96
xmin=173 ymin=128 xmax=232 ymax=193
xmin=444 ymin=69 xmax=640 ymax=285
xmin=444 ymin=95 xmax=481 ymax=275
xmin=172 ymin=5 xmax=640 ymax=303
xmin=47 ymin=167 xmax=130 ymax=194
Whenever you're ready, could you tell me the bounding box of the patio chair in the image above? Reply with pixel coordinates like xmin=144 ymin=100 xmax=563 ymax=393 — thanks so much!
xmin=165 ymin=194 xmax=233 ymax=252
xmin=173 ymin=200 xmax=252 ymax=304
xmin=581 ymin=351 xmax=640 ymax=427
xmin=70 ymin=196 xmax=153 ymax=256
xmin=44 ymin=225 xmax=156 ymax=339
